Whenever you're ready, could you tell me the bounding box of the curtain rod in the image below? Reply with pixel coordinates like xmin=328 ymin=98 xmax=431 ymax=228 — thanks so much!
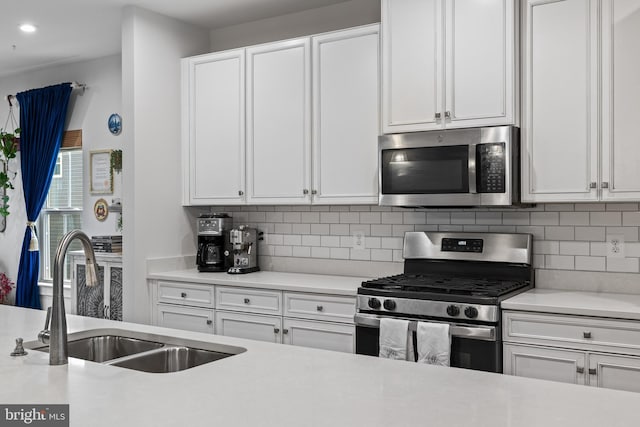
xmin=4 ymin=82 xmax=87 ymax=106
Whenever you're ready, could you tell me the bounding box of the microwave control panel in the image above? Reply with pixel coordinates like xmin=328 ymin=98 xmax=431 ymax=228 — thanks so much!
xmin=477 ymin=143 xmax=506 ymax=193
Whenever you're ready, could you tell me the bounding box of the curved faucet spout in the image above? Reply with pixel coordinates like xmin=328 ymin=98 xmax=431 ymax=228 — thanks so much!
xmin=45 ymin=230 xmax=99 ymax=365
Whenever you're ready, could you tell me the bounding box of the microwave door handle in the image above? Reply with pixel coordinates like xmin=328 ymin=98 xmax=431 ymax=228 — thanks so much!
xmin=468 ymin=145 xmax=477 ymax=194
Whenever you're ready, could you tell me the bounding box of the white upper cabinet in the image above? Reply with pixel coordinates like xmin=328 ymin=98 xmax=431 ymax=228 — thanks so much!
xmin=312 ymin=24 xmax=380 ymax=205
xmin=382 ymin=0 xmax=516 ymax=133
xmin=246 ymin=38 xmax=312 ymax=204
xmin=182 ymin=49 xmax=245 ymax=205
xmin=522 ymin=0 xmax=640 ymax=203
xmin=600 ymin=0 xmax=640 ymax=201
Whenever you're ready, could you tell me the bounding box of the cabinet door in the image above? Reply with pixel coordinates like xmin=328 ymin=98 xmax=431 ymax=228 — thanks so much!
xmin=601 ymin=0 xmax=640 ymax=201
xmin=183 ymin=50 xmax=245 ymax=205
xmin=215 ymin=311 xmax=282 ymax=344
xmin=312 ymin=25 xmax=380 ymax=204
xmin=588 ymin=352 xmax=640 ymax=393
xmin=246 ymin=38 xmax=311 ymax=204
xmin=521 ymin=0 xmax=599 ymax=202
xmin=382 ymin=0 xmax=443 ymax=133
xmin=445 ymin=0 xmax=515 ymax=128
xmin=76 ymin=263 xmax=105 ymax=319
xmin=283 ymin=318 xmax=354 ymax=353
xmin=156 ymin=304 xmax=214 ymax=334
xmin=503 ymin=343 xmax=587 ymax=385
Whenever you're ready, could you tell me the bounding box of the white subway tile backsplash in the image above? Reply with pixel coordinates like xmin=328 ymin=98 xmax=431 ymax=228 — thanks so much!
xmin=559 ymin=241 xmax=590 ymax=256
xmin=560 ymin=212 xmax=589 ymax=226
xmin=311 ymin=224 xmax=330 ymax=235
xmin=371 ymin=249 xmax=393 ymax=262
xmin=575 ymin=256 xmax=606 ymax=271
xmin=330 ymin=224 xmax=350 ymax=236
xmin=218 ymin=203 xmax=640 ymax=278
xmin=545 ymin=255 xmax=575 ymax=270
xmin=531 ymin=212 xmax=559 ymax=226
xmin=340 ymin=212 xmax=359 ymax=223
xmin=319 ymin=212 xmax=339 ymax=223
xmin=607 ymin=258 xmax=640 ymax=273
xmin=371 ymin=224 xmax=392 ymax=237
xmin=575 ymin=226 xmax=606 ymax=241
xmin=623 ymin=212 xmax=640 ymax=226
xmin=590 ymin=212 xmax=622 ymax=226
xmin=382 ymin=212 xmax=403 ymax=224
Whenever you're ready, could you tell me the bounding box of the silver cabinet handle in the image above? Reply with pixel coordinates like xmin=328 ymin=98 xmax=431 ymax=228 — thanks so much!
xmin=435 ymin=112 xmax=441 ymax=120
xmin=589 ymin=368 xmax=597 ymax=375
xmin=601 ymin=182 xmax=609 ymax=189
xmin=577 ymin=366 xmax=584 ymax=374
xmin=590 ymin=182 xmax=597 ymax=189
xmin=181 ymin=292 xmax=187 ymax=298
xmin=311 ymin=190 xmax=317 ymax=195
xmin=274 ymin=328 xmax=280 ymax=334
xmin=303 ymin=189 xmax=309 ymax=195
xmin=583 ymin=331 xmax=592 ymax=339
xmin=238 ymin=190 xmax=244 ymax=196
xmin=316 ymin=305 xmax=324 ymax=312
xmin=244 ymin=298 xmax=250 ymax=304
xmin=206 ymin=320 xmax=212 ymax=325
xmin=444 ymin=111 xmax=451 ymax=119
xmin=283 ymin=329 xmax=289 ymax=335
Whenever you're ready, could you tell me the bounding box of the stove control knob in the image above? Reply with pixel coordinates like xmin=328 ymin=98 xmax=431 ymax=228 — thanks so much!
xmin=446 ymin=305 xmax=460 ymax=317
xmin=464 ymin=306 xmax=479 ymax=319
xmin=383 ymin=299 xmax=396 ymax=311
xmin=368 ymin=298 xmax=381 ymax=309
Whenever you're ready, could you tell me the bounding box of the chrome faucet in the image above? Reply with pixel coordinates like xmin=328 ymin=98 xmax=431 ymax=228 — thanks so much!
xmin=38 ymin=230 xmax=99 ymax=365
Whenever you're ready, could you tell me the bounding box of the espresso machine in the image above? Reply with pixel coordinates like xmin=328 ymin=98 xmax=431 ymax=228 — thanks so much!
xmin=228 ymin=225 xmax=263 ymax=274
xmin=196 ymin=213 xmax=232 ymax=272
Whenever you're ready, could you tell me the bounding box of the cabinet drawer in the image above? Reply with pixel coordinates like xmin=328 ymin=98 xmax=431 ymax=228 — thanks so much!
xmin=284 ymin=292 xmax=355 ymax=323
xmin=504 ymin=311 xmax=640 ymax=354
xmin=216 ymin=286 xmax=282 ymax=315
xmin=157 ymin=281 xmax=214 ymax=308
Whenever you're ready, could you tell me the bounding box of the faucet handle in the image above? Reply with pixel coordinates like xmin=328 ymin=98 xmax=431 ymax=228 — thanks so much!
xmin=38 ymin=307 xmax=52 ymax=344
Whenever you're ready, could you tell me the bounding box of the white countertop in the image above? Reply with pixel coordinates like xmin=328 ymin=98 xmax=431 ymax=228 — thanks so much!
xmin=502 ymin=289 xmax=640 ymax=320
xmin=2 ymin=305 xmax=640 ymax=426
xmin=148 ymin=269 xmax=368 ymax=296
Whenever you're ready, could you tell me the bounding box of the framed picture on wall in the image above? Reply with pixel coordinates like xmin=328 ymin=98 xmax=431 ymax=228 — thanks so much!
xmin=90 ymin=150 xmax=113 ymax=194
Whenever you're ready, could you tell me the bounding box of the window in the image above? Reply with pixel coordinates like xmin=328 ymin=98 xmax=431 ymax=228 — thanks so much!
xmin=39 ymin=149 xmax=83 ymax=282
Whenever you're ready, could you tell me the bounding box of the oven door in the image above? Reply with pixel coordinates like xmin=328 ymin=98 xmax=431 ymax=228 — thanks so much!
xmin=354 ymin=313 xmax=502 ymax=373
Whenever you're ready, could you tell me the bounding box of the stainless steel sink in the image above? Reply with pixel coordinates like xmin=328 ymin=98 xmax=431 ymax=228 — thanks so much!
xmin=24 ymin=328 xmax=246 ymax=373
xmin=109 ymin=346 xmax=232 ymax=373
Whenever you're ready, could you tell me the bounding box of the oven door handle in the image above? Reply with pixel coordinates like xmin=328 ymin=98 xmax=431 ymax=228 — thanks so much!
xmin=354 ymin=313 xmax=496 ymax=341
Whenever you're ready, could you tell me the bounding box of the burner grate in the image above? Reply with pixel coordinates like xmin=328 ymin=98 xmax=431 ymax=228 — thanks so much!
xmin=362 ymin=274 xmax=528 ymax=297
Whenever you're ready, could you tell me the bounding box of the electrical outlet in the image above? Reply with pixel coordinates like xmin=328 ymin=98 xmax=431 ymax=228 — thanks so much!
xmin=607 ymin=234 xmax=625 ymax=258
xmin=352 ymin=231 xmax=366 ymax=250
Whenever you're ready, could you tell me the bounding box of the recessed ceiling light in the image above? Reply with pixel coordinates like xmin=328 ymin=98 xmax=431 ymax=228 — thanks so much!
xmin=19 ymin=24 xmax=37 ymax=33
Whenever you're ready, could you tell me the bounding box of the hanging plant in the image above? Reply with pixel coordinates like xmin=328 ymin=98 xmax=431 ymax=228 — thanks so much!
xmin=110 ymin=149 xmax=122 ymax=173
xmin=0 ymin=127 xmax=20 ymax=218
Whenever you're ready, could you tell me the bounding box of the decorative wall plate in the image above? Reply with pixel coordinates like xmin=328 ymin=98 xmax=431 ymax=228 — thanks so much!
xmin=108 ymin=113 xmax=122 ymax=135
xmin=94 ymin=198 xmax=109 ymax=221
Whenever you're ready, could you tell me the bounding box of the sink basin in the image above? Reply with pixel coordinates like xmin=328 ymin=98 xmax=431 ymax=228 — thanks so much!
xmin=24 ymin=328 xmax=246 ymax=373
xmin=110 ymin=346 xmax=232 ymax=373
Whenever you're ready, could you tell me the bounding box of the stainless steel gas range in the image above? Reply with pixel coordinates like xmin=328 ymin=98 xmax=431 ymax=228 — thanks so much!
xmin=355 ymin=231 xmax=533 ymax=373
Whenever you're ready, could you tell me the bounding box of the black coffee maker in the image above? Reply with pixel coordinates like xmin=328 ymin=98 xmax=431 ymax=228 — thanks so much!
xmin=196 ymin=213 xmax=232 ymax=272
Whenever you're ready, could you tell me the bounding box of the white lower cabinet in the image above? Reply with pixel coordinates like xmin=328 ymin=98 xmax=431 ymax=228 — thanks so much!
xmin=503 ymin=310 xmax=640 ymax=393
xmin=215 ymin=311 xmax=282 ymax=344
xmin=282 ymin=318 xmax=354 ymax=353
xmin=156 ymin=303 xmax=214 ymax=334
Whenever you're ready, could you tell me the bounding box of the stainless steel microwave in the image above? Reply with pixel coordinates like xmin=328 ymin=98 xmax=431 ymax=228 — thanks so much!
xmin=379 ymin=126 xmax=520 ymax=207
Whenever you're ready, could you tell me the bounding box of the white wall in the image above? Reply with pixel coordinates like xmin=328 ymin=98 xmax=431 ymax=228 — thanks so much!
xmin=209 ymin=0 xmax=380 ymax=51
xmin=121 ymin=7 xmax=209 ymax=323
xmin=0 ymin=55 xmax=122 ymax=299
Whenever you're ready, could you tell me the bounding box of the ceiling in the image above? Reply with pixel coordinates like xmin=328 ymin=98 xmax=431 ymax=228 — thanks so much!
xmin=0 ymin=0 xmax=349 ymax=77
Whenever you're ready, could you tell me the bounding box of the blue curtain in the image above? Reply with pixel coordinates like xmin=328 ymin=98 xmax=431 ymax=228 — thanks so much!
xmin=15 ymin=83 xmax=72 ymax=309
